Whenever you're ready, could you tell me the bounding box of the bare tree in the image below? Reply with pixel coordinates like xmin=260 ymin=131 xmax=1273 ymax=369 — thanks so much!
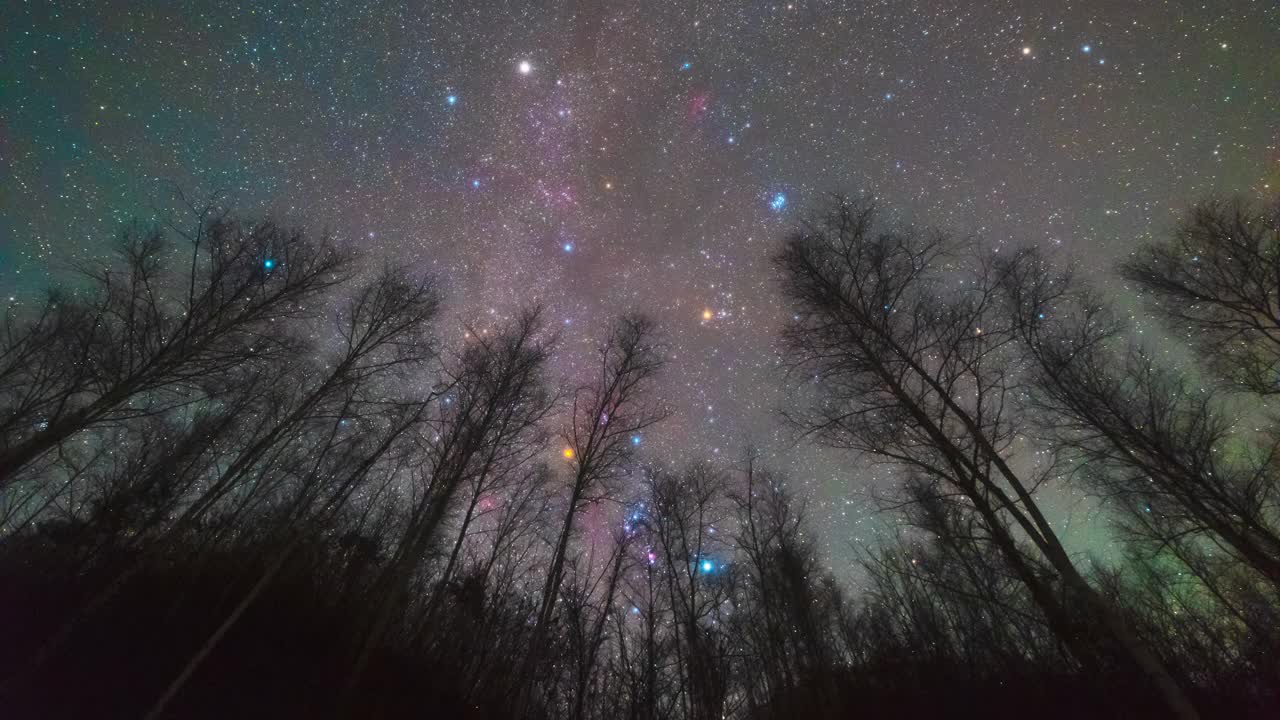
xmin=561 ymin=527 xmax=635 ymax=720
xmin=729 ymin=458 xmax=837 ymax=710
xmin=345 ymin=308 xmax=555 ymax=700
xmin=6 ymin=266 xmax=444 ymax=706
xmin=867 ymin=479 xmax=1072 ymax=677
xmin=447 ymin=463 xmax=556 ymax=703
xmin=999 ymin=246 xmax=1280 ymax=589
xmin=520 ymin=313 xmax=667 ymax=701
xmin=615 ymin=527 xmax=673 ymax=720
xmin=773 ymin=196 xmax=1199 ymax=719
xmin=1119 ymin=196 xmax=1280 ymax=395
xmin=0 ymin=216 xmax=351 ymax=487
xmin=648 ymin=463 xmax=732 ymax=720
xmin=417 ymin=338 xmax=558 ymax=628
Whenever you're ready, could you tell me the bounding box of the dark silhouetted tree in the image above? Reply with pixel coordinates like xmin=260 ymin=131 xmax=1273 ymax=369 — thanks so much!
xmin=1120 ymin=197 xmax=1280 ymax=395
xmin=999 ymin=244 xmax=1280 ymax=592
xmin=520 ymin=313 xmax=667 ymax=705
xmin=774 ymin=196 xmax=1199 ymax=719
xmin=0 ymin=216 xmax=350 ymax=487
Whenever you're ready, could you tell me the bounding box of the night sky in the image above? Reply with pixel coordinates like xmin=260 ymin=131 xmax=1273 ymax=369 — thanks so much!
xmin=3 ymin=1 xmax=1278 ymax=571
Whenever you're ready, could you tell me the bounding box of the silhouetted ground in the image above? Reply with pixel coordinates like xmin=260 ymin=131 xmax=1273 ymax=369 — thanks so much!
xmin=1 ymin=532 xmax=1274 ymax=719
xmin=758 ymin=669 xmax=1275 ymax=719
xmin=0 ymin=533 xmax=511 ymax=720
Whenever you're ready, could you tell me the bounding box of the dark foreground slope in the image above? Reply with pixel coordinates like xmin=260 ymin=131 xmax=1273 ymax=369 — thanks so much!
xmin=1 ymin=529 xmax=1273 ymax=719
xmin=0 ymin=529 xmax=512 ymax=720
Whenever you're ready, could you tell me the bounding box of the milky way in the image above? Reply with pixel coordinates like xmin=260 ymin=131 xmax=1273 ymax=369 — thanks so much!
xmin=3 ymin=1 xmax=1277 ymax=573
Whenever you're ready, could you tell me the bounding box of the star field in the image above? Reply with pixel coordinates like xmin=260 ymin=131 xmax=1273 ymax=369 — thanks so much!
xmin=2 ymin=0 xmax=1277 ymax=571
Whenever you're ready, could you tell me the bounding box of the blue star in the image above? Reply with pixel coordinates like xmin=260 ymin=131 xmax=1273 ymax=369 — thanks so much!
xmin=446 ymin=94 xmax=457 ymax=106
xmin=472 ymin=179 xmax=481 ymax=188
xmin=1081 ymin=44 xmax=1092 ymax=54
xmin=769 ymin=193 xmax=787 ymax=212
xmin=562 ymin=243 xmax=574 ymax=253
xmin=263 ymin=258 xmax=275 ymax=270
xmin=680 ymin=61 xmax=692 ymax=71
xmin=631 ymin=435 xmax=641 ymax=446
xmin=701 ymin=560 xmax=714 ymax=573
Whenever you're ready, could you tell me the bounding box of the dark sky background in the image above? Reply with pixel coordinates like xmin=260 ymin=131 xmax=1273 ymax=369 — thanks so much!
xmin=2 ymin=0 xmax=1277 ymax=573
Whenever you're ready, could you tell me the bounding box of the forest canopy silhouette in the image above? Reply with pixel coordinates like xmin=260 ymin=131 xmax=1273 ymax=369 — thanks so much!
xmin=2 ymin=195 xmax=1280 ymax=719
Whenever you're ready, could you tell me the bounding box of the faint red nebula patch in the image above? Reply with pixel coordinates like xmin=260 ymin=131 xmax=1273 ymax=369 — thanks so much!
xmin=686 ymin=91 xmax=710 ymax=122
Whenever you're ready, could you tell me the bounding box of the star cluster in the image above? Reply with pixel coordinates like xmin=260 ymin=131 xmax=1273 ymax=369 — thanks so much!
xmin=2 ymin=0 xmax=1277 ymax=570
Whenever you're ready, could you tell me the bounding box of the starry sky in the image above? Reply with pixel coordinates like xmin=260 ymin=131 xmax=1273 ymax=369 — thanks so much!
xmin=2 ymin=0 xmax=1278 ymax=570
